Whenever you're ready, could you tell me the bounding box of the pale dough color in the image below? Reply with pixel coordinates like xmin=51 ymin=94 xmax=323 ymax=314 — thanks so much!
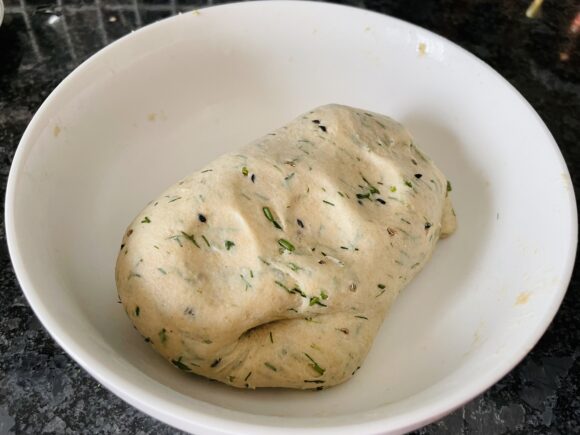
xmin=116 ymin=104 xmax=456 ymax=389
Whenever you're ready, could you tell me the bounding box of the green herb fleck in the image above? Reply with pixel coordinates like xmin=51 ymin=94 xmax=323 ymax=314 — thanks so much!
xmin=259 ymin=256 xmax=271 ymax=266
xmin=288 ymin=262 xmax=302 ymax=272
xmin=390 ymin=186 xmax=397 ymax=192
xmin=244 ymin=372 xmax=252 ymax=381
xmin=269 ymin=331 xmax=274 ymax=343
xmin=153 ymin=245 xmax=160 ymax=250
xmin=225 ymin=240 xmax=235 ymax=250
xmin=275 ymin=280 xmax=306 ymax=298
xmin=203 ymin=339 xmax=213 ymax=344
xmin=241 ymin=274 xmax=252 ymax=290
xmin=278 ymin=239 xmax=295 ymax=252
xmin=135 ymin=306 xmax=140 ymax=316
xmin=323 ymin=200 xmax=335 ymax=206
xmin=210 ymin=358 xmax=221 ymax=368
xmin=263 ymin=207 xmax=283 ymax=230
xmin=361 ymin=176 xmax=380 ymax=194
xmin=447 ymin=180 xmax=452 ymax=192
xmin=171 ymin=357 xmax=191 ymax=371
xmin=404 ymin=181 xmax=412 ymax=188
xmin=228 ymin=376 xmax=236 ymax=383
xmin=159 ymin=328 xmax=168 ymax=343
xmin=180 ymin=231 xmax=200 ymax=248
xmin=168 ymin=196 xmax=182 ymax=203
xmin=377 ymin=284 xmax=386 ymax=289
xmin=242 ymin=166 xmax=249 ymax=176
xmin=294 ymin=287 xmax=307 ymax=298
xmin=355 ymin=315 xmax=368 ymax=320
xmin=141 ymin=216 xmax=151 ymax=223
xmin=309 ymin=296 xmax=327 ymax=307
xmin=157 ymin=268 xmax=167 ymax=275
xmin=201 ymin=169 xmax=213 ymax=173
xmin=304 ymin=353 xmax=325 ymax=376
xmin=275 ymin=280 xmax=291 ymax=293
xmin=264 ymin=362 xmax=277 ymax=371
xmin=320 ymin=290 xmax=328 ymax=300
xmin=201 ymin=235 xmax=210 ymax=247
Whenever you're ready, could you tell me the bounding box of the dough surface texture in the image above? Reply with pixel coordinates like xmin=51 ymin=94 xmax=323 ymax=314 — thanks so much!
xmin=116 ymin=104 xmax=456 ymax=389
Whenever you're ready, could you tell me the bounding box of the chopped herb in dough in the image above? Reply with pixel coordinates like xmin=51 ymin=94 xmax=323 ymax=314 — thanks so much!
xmin=159 ymin=328 xmax=168 ymax=344
xmin=304 ymin=353 xmax=326 ymax=376
xmin=172 ymin=357 xmax=191 ymax=371
xmin=278 ymin=239 xmax=295 ymax=252
xmin=263 ymin=207 xmax=283 ymax=230
xmin=180 ymin=231 xmax=200 ymax=248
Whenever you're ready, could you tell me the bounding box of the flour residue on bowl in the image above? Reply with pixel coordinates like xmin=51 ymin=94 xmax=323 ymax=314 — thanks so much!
xmin=418 ymin=42 xmax=427 ymax=56
xmin=561 ymin=172 xmax=572 ymax=191
xmin=515 ymin=291 xmax=531 ymax=306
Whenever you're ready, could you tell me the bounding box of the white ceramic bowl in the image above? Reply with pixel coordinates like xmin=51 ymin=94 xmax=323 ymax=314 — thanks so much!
xmin=6 ymin=2 xmax=576 ymax=434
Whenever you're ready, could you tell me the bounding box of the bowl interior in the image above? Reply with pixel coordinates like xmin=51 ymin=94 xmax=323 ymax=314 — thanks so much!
xmin=7 ymin=2 xmax=576 ymax=433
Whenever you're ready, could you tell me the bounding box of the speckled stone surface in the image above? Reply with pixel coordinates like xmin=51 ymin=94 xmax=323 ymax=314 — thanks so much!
xmin=0 ymin=0 xmax=578 ymax=433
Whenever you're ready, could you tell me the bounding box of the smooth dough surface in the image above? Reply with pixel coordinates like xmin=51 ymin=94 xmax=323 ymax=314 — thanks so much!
xmin=116 ymin=104 xmax=456 ymax=389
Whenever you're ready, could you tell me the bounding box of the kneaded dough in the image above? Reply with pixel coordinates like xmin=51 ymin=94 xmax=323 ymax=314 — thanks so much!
xmin=116 ymin=104 xmax=456 ymax=389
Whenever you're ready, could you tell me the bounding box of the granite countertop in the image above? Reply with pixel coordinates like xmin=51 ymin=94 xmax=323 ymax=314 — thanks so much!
xmin=0 ymin=0 xmax=578 ymax=433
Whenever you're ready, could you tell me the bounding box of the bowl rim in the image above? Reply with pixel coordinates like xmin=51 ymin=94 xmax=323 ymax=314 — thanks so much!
xmin=5 ymin=1 xmax=578 ymax=433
